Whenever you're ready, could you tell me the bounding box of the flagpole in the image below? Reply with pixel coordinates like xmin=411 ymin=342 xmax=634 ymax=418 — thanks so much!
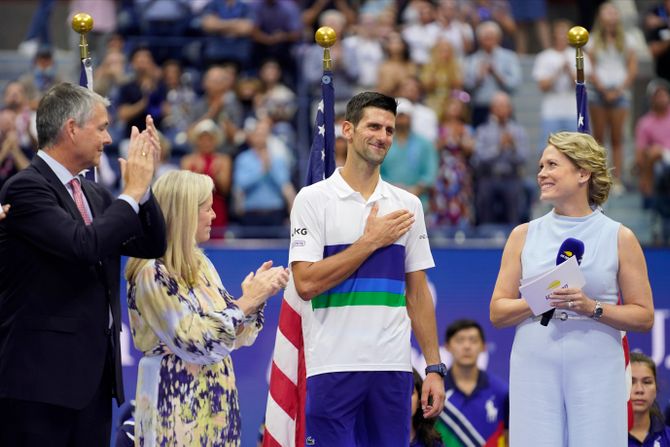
xmin=72 ymin=12 xmax=98 ymax=182
xmin=568 ymin=26 xmax=589 ymax=84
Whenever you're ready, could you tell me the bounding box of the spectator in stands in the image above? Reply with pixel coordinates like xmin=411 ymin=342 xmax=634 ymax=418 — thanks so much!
xmin=461 ymin=0 xmax=516 ymax=49
xmin=430 ymin=97 xmax=475 ymax=227
xmin=381 ymin=98 xmax=438 ymax=211
xmin=257 ymin=59 xmax=298 ymax=150
xmin=17 ymin=0 xmax=55 ymax=57
xmin=161 ymin=59 xmax=196 ymax=156
xmin=116 ymin=47 xmax=167 ymax=138
xmin=125 ymin=170 xmax=288 ymax=447
xmin=586 ymin=1 xmax=637 ymax=189
xmin=189 ymin=64 xmax=242 ymax=155
xmin=0 ymin=109 xmax=30 ymax=191
xmin=411 ymin=369 xmax=444 ymax=447
xmin=509 ymin=0 xmax=549 ymax=54
xmin=635 ymin=79 xmax=670 ymax=206
xmin=304 ymin=9 xmax=360 ymax=104
xmin=629 ymin=352 xmax=670 ymax=446
xmin=472 ymin=91 xmax=529 ymax=225
xmin=643 ymin=0 xmax=670 ymax=82
xmin=233 ymin=117 xmax=295 ymax=236
xmin=533 ymin=19 xmax=591 ymax=150
xmin=181 ymin=119 xmax=231 ymax=239
xmin=155 ymin=131 xmax=179 ymax=180
xmin=19 ymin=45 xmax=61 ymax=110
xmin=2 ymin=82 xmax=36 ymax=155
xmin=92 ymin=48 xmax=127 ymax=99
xmin=343 ymin=12 xmax=385 ymax=90
xmin=420 ymin=39 xmax=463 ymax=115
xmin=464 ymin=21 xmax=522 ymax=128
xmin=435 ymin=319 xmax=508 ymax=446
xmin=397 ymin=76 xmax=439 ymax=144
xmin=300 ymin=0 xmax=358 ymax=37
xmin=435 ymin=0 xmax=474 ymax=60
xmin=376 ymin=31 xmax=419 ymax=97
xmin=251 ymin=0 xmax=302 ymax=88
xmin=402 ymin=0 xmax=441 ymax=66
xmin=199 ymin=0 xmax=255 ymax=70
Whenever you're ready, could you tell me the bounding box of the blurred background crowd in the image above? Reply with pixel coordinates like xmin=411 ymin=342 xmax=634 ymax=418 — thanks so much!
xmin=1 ymin=0 xmax=669 ymax=243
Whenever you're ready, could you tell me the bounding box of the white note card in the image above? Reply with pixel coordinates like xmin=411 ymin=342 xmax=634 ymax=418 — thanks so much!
xmin=519 ymin=256 xmax=586 ymax=316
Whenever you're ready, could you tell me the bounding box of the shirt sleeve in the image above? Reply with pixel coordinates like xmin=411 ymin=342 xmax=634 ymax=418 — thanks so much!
xmin=133 ymin=261 xmax=246 ymax=365
xmin=288 ymin=187 xmax=325 ymax=264
xmin=404 ymin=196 xmax=435 ymax=273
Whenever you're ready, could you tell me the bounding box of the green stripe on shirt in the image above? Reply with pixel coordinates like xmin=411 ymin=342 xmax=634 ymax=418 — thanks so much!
xmin=311 ymin=291 xmax=406 ymax=309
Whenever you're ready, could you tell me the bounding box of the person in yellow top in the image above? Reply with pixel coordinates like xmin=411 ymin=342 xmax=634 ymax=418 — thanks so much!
xmin=125 ymin=170 xmax=289 ymax=446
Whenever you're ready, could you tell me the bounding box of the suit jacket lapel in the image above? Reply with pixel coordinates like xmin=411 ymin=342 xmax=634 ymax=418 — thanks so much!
xmin=79 ymin=179 xmax=103 ymax=219
xmin=32 ymin=156 xmax=84 ymax=223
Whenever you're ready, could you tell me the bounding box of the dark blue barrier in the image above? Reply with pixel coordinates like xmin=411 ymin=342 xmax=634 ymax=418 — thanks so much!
xmin=116 ymin=246 xmax=670 ymax=446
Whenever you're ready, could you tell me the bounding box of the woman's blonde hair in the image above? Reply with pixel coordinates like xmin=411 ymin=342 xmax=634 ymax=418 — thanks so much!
xmin=125 ymin=170 xmax=214 ymax=286
xmin=590 ymin=2 xmax=626 ymax=54
xmin=547 ymin=132 xmax=613 ymax=206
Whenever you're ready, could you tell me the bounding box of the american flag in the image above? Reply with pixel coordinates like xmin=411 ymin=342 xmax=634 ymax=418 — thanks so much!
xmin=80 ymin=53 xmax=96 ymax=181
xmin=263 ymin=70 xmax=336 ymax=447
xmin=575 ymin=76 xmax=632 ymax=430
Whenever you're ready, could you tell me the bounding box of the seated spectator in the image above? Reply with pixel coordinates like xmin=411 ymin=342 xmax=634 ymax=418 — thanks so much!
xmin=376 ymin=31 xmax=419 ymax=97
xmin=472 ymin=91 xmax=529 ymax=225
xmin=435 ymin=319 xmax=508 ymax=446
xmin=0 ymin=109 xmax=30 ymax=191
xmin=411 ymin=369 xmax=444 ymax=447
xmin=19 ymin=45 xmax=61 ymax=110
xmin=533 ymin=19 xmax=591 ymax=150
xmin=2 ymin=82 xmax=36 ymax=155
xmin=402 ymin=0 xmax=441 ymax=65
xmin=381 ymin=98 xmax=437 ymax=210
xmin=116 ymin=47 xmax=167 ymax=138
xmin=161 ymin=59 xmax=196 ymax=155
xmin=155 ymin=131 xmax=179 ymax=179
xmin=397 ymin=77 xmax=439 ymax=144
xmin=430 ymin=97 xmax=475 ymax=227
xmin=199 ymin=0 xmax=255 ymax=70
xmin=629 ymin=352 xmax=670 ymax=446
xmin=461 ymin=0 xmax=517 ymax=49
xmin=420 ymin=39 xmax=463 ymax=115
xmin=435 ymin=0 xmax=474 ymax=61
xmin=643 ymin=1 xmax=670 ymax=81
xmin=635 ymin=78 xmax=670 ymax=242
xmin=189 ymin=64 xmax=243 ymax=155
xmin=233 ymin=117 xmax=295 ymax=236
xmin=92 ymin=48 xmax=127 ymax=99
xmin=257 ymin=59 xmax=297 ymax=150
xmin=303 ymin=9 xmax=359 ymax=104
xmin=344 ymin=12 xmax=385 ymax=90
xmin=464 ymin=21 xmax=521 ymax=128
xmin=181 ymin=119 xmax=231 ymax=239
xmin=251 ymin=0 xmax=302 ymax=88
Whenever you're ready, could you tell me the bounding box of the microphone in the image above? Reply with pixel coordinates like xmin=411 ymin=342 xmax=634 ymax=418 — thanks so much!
xmin=540 ymin=238 xmax=585 ymax=326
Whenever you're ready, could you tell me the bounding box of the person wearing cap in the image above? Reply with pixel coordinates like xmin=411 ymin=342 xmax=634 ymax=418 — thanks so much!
xmin=181 ymin=119 xmax=231 ymax=238
xmin=381 ymin=98 xmax=438 ymax=211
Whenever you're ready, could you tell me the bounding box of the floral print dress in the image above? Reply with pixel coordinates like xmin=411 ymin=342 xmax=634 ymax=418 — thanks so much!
xmin=127 ymin=257 xmax=264 ymax=447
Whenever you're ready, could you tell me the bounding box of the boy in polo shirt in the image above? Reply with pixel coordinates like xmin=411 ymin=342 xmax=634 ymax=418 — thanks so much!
xmin=289 ymin=92 xmax=445 ymax=447
xmin=437 ymin=319 xmax=509 ymax=446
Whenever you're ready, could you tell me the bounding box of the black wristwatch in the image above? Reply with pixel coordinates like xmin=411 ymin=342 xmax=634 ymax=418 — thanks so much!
xmin=592 ymin=300 xmax=604 ymax=320
xmin=425 ymin=363 xmax=447 ymax=378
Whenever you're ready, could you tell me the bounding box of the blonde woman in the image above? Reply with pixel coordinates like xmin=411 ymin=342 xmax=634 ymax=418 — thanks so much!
xmin=490 ymin=132 xmax=653 ymax=446
xmin=126 ymin=170 xmax=289 ymax=446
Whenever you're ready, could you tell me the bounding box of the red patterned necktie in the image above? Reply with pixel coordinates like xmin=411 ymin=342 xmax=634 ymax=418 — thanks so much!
xmin=69 ymin=178 xmax=92 ymax=225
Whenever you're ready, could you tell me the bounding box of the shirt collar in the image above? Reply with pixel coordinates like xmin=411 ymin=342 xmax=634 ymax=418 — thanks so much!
xmin=329 ymin=167 xmax=388 ymax=202
xmin=445 ymin=368 xmax=490 ymax=397
xmin=37 ymin=150 xmax=78 ymax=186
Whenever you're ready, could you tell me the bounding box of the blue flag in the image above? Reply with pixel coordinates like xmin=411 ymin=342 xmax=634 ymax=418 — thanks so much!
xmin=576 ymin=81 xmax=590 ymax=134
xmin=305 ymin=70 xmax=336 ymax=186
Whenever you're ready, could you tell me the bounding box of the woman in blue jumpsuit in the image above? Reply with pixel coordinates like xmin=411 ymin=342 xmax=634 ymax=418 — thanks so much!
xmin=490 ymin=132 xmax=654 ymax=446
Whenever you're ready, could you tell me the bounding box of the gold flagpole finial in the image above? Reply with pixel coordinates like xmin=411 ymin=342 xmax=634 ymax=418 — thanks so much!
xmin=71 ymin=13 xmax=94 ymax=60
xmin=568 ymin=26 xmax=589 ymax=83
xmin=315 ymin=26 xmax=337 ymax=71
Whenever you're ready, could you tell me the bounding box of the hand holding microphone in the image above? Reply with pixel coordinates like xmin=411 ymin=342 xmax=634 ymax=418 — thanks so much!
xmin=540 ymin=238 xmax=584 ymax=326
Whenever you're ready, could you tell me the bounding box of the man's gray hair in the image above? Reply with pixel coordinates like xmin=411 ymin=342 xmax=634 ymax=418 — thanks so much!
xmin=36 ymin=82 xmax=110 ymax=149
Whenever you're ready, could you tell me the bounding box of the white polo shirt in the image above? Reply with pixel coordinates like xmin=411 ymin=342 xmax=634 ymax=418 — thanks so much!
xmin=288 ymin=168 xmax=435 ymax=377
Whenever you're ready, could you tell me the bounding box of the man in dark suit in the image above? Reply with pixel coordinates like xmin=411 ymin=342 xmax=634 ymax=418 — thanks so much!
xmin=0 ymin=82 xmax=167 ymax=446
